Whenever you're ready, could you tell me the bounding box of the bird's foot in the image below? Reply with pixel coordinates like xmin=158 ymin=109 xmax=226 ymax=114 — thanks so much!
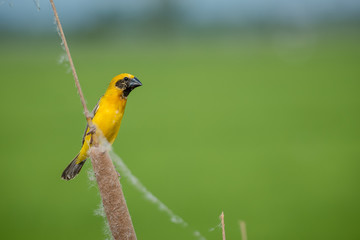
xmin=87 ymin=125 xmax=97 ymax=144
xmin=87 ymin=125 xmax=97 ymax=136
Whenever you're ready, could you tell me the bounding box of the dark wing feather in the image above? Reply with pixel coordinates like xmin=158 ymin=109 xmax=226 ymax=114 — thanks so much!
xmin=81 ymin=97 xmax=101 ymax=145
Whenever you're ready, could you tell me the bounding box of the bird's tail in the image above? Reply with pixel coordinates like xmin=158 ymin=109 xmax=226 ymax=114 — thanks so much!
xmin=61 ymin=154 xmax=86 ymax=180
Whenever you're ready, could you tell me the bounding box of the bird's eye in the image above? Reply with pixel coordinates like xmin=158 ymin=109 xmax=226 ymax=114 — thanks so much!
xmin=124 ymin=77 xmax=129 ymax=81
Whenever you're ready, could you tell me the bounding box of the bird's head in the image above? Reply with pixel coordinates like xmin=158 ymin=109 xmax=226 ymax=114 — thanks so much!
xmin=108 ymin=73 xmax=142 ymax=98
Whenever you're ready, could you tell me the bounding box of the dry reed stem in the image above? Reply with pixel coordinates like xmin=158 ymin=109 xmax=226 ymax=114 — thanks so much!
xmin=239 ymin=220 xmax=247 ymax=240
xmin=90 ymin=147 xmax=136 ymax=240
xmin=220 ymin=211 xmax=226 ymax=240
xmin=49 ymin=1 xmax=136 ymax=239
xmin=49 ymin=0 xmax=92 ymax=126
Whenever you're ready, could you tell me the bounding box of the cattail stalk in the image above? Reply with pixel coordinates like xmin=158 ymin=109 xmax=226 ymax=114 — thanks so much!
xmin=49 ymin=1 xmax=136 ymax=239
xmin=90 ymin=147 xmax=136 ymax=239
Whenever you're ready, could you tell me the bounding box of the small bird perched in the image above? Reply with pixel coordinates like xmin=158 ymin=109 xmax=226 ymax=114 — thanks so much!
xmin=61 ymin=73 xmax=142 ymax=180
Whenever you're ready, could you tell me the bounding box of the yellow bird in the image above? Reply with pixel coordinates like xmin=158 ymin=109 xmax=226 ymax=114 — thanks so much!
xmin=61 ymin=73 xmax=142 ymax=180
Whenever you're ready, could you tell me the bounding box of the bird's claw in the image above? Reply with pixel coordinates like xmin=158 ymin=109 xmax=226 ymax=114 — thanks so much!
xmin=87 ymin=125 xmax=96 ymax=144
xmin=87 ymin=125 xmax=96 ymax=136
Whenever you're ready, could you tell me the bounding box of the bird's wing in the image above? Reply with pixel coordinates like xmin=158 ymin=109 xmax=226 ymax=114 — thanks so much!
xmin=81 ymin=97 xmax=101 ymax=145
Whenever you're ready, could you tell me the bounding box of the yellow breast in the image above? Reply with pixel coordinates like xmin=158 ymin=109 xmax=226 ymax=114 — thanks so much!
xmin=93 ymin=95 xmax=127 ymax=144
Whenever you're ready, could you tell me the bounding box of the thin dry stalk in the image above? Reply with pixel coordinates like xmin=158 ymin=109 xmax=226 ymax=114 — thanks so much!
xmin=49 ymin=0 xmax=92 ymax=126
xmin=239 ymin=220 xmax=247 ymax=240
xmin=49 ymin=1 xmax=136 ymax=239
xmin=220 ymin=211 xmax=226 ymax=240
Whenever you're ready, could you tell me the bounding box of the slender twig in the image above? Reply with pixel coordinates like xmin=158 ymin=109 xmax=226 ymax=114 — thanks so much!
xmin=239 ymin=220 xmax=247 ymax=240
xmin=49 ymin=1 xmax=136 ymax=239
xmin=220 ymin=211 xmax=226 ymax=240
xmin=49 ymin=0 xmax=92 ymax=126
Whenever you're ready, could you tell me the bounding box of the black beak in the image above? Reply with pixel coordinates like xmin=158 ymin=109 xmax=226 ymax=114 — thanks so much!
xmin=129 ymin=77 xmax=142 ymax=89
xmin=123 ymin=77 xmax=142 ymax=97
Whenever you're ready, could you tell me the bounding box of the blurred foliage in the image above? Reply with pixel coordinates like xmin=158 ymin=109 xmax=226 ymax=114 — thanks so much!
xmin=0 ymin=29 xmax=359 ymax=240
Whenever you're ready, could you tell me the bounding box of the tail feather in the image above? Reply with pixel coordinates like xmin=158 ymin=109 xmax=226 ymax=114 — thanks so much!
xmin=61 ymin=155 xmax=86 ymax=180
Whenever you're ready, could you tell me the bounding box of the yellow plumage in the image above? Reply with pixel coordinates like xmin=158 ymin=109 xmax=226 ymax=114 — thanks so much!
xmin=62 ymin=73 xmax=142 ymax=180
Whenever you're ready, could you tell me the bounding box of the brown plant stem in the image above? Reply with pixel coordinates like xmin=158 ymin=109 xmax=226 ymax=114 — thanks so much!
xmin=49 ymin=0 xmax=92 ymax=126
xmin=239 ymin=220 xmax=248 ymax=240
xmin=49 ymin=1 xmax=136 ymax=239
xmin=220 ymin=211 xmax=226 ymax=240
xmin=90 ymin=147 xmax=137 ymax=240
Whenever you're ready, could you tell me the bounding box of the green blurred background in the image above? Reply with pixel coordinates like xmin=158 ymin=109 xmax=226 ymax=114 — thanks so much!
xmin=1 ymin=1 xmax=360 ymax=239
